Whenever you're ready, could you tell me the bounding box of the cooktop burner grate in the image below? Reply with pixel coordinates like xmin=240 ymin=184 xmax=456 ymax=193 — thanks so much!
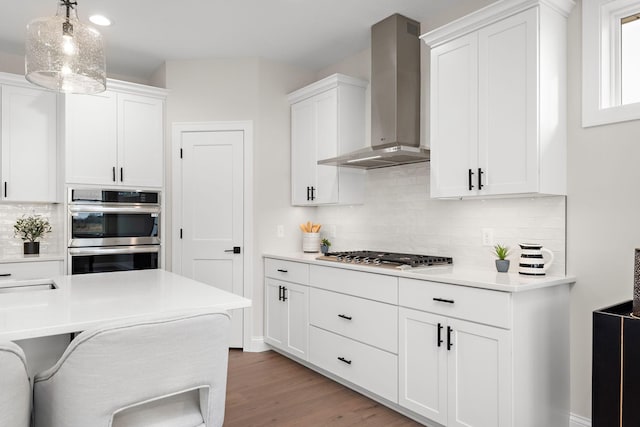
xmin=320 ymin=250 xmax=453 ymax=268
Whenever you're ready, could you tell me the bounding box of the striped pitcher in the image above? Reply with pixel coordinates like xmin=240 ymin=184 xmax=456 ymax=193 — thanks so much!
xmin=518 ymin=243 xmax=554 ymax=276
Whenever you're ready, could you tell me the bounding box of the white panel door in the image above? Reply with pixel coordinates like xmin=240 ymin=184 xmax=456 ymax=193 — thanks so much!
xmin=447 ymin=318 xmax=512 ymax=427
xmin=478 ymin=8 xmax=538 ymax=195
xmin=1 ymin=85 xmax=57 ymax=202
xmin=399 ymin=308 xmax=448 ymax=425
xmin=180 ymin=129 xmax=244 ymax=347
xmin=284 ymin=282 xmax=308 ymax=360
xmin=118 ymin=94 xmax=164 ymax=188
xmin=430 ymin=33 xmax=479 ymax=198
xmin=65 ymin=91 xmax=117 ymax=185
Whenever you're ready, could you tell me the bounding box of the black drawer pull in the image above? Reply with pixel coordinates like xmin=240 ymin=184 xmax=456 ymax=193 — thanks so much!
xmin=276 ymin=269 xmax=288 ymax=273
xmin=433 ymin=297 xmax=455 ymax=304
xmin=0 ymin=273 xmax=11 ymax=277
xmin=447 ymin=326 xmax=454 ymax=351
xmin=338 ymin=314 xmax=352 ymax=320
xmin=437 ymin=322 xmax=443 ymax=347
xmin=282 ymin=287 xmax=287 ymax=302
xmin=337 ymin=357 xmax=352 ymax=365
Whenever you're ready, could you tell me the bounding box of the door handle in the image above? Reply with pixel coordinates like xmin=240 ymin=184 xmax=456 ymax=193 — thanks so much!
xmin=282 ymin=286 xmax=287 ymax=302
xmin=120 ymin=167 xmax=124 ymax=182
xmin=478 ymin=168 xmax=484 ymax=190
xmin=224 ymin=246 xmax=241 ymax=254
xmin=437 ymin=322 xmax=443 ymax=347
xmin=310 ymin=186 xmax=316 ymax=201
xmin=306 ymin=186 xmax=311 ymax=201
xmin=447 ymin=326 xmax=453 ymax=351
xmin=112 ymin=167 xmax=116 ymax=182
xmin=278 ymin=285 xmax=283 ymax=301
xmin=468 ymin=169 xmax=474 ymax=191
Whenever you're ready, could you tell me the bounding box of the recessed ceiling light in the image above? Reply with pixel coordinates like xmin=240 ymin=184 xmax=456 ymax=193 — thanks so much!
xmin=89 ymin=15 xmax=111 ymax=26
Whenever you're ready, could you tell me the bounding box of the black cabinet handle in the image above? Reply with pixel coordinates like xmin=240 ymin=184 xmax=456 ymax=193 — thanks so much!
xmin=433 ymin=297 xmax=455 ymax=304
xmin=338 ymin=314 xmax=352 ymax=320
xmin=447 ymin=326 xmax=453 ymax=351
xmin=278 ymin=285 xmax=283 ymax=301
xmin=112 ymin=167 xmax=116 ymax=182
xmin=0 ymin=273 xmax=11 ymax=277
xmin=311 ymin=186 xmax=316 ymax=201
xmin=120 ymin=167 xmax=124 ymax=182
xmin=437 ymin=322 xmax=443 ymax=347
xmin=468 ymin=169 xmax=474 ymax=191
xmin=306 ymin=186 xmax=310 ymax=201
xmin=282 ymin=286 xmax=287 ymax=302
xmin=276 ymin=269 xmax=288 ymax=273
xmin=337 ymin=356 xmax=352 ymax=365
xmin=3 ymin=181 xmax=6 ymax=198
xmin=478 ymin=168 xmax=484 ymax=190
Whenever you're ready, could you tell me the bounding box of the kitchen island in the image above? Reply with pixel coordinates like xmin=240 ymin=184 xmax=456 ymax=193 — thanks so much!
xmin=0 ymin=269 xmax=251 ymax=342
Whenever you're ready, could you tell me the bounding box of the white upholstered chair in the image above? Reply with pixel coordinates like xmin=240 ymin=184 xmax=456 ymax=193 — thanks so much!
xmin=33 ymin=310 xmax=231 ymax=427
xmin=0 ymin=341 xmax=31 ymax=427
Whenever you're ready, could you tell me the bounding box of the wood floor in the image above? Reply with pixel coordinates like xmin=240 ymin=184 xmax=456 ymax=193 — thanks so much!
xmin=224 ymin=349 xmax=424 ymax=426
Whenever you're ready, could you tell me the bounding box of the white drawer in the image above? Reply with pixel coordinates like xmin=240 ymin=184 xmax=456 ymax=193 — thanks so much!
xmin=310 ymin=287 xmax=397 ymax=353
xmin=264 ymin=258 xmax=309 ymax=284
xmin=0 ymin=261 xmax=63 ymax=281
xmin=309 ymin=265 xmax=397 ymax=304
xmin=309 ymin=326 xmax=398 ymax=403
xmin=399 ymin=278 xmax=512 ymax=329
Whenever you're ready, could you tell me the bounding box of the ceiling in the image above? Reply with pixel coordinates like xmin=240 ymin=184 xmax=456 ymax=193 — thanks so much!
xmin=1 ymin=0 xmax=488 ymax=82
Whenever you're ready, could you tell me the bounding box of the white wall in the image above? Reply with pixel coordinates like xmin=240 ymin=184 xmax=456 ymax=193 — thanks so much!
xmin=162 ymin=58 xmax=316 ymax=340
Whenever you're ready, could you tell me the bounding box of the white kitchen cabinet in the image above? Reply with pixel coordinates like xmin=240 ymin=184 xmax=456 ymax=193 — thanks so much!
xmin=0 ymin=260 xmax=63 ymax=280
xmin=65 ymin=84 xmax=165 ymax=188
xmin=288 ymin=73 xmax=366 ymax=206
xmin=1 ymin=83 xmax=58 ymax=202
xmin=424 ymin=0 xmax=572 ymax=198
xmin=399 ymin=307 xmax=511 ymax=427
xmin=264 ymin=258 xmax=310 ymax=360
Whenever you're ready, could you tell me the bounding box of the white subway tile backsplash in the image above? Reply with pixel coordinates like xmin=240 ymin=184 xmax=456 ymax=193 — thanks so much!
xmin=315 ymin=163 xmax=566 ymax=276
xmin=0 ymin=204 xmax=64 ymax=258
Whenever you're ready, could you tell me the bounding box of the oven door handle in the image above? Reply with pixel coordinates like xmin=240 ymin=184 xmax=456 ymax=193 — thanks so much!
xmin=68 ymin=205 xmax=161 ymax=214
xmin=68 ymin=246 xmax=160 ymax=256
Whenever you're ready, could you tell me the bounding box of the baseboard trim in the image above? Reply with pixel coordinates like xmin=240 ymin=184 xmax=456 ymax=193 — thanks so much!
xmin=245 ymin=336 xmax=270 ymax=352
xmin=570 ymin=413 xmax=591 ymax=427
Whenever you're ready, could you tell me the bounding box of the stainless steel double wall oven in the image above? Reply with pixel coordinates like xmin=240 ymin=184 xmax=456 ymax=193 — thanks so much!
xmin=67 ymin=189 xmax=160 ymax=274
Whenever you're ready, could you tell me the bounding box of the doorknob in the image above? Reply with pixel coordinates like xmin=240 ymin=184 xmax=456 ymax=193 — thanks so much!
xmin=224 ymin=246 xmax=241 ymax=254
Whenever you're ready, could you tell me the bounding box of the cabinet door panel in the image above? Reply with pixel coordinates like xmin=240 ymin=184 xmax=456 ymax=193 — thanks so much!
xmin=118 ymin=94 xmax=163 ymax=188
xmin=285 ymin=282 xmax=308 ymax=360
xmin=65 ymin=91 xmax=117 ymax=185
xmin=1 ymin=86 xmax=57 ymax=202
xmin=430 ymin=33 xmax=479 ymax=198
xmin=314 ymin=88 xmax=338 ymax=204
xmin=448 ymin=318 xmax=512 ymax=427
xmin=478 ymin=8 xmax=538 ymax=195
xmin=399 ymin=308 xmax=447 ymax=425
xmin=291 ymin=99 xmax=316 ymax=205
xmin=264 ymin=279 xmax=286 ymax=348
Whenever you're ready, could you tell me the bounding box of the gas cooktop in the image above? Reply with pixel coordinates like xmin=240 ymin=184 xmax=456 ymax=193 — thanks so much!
xmin=317 ymin=250 xmax=453 ymax=269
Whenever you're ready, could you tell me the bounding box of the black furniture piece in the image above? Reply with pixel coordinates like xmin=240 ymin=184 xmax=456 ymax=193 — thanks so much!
xmin=592 ymin=301 xmax=640 ymax=426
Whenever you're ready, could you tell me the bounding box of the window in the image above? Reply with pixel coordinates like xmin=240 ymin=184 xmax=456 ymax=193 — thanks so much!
xmin=583 ymin=0 xmax=640 ymax=126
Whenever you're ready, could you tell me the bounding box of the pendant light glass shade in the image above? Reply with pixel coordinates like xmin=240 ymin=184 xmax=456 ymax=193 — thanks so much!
xmin=25 ymin=1 xmax=106 ymax=94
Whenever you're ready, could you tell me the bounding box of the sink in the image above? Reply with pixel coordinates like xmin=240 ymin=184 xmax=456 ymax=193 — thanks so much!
xmin=0 ymin=279 xmax=57 ymax=294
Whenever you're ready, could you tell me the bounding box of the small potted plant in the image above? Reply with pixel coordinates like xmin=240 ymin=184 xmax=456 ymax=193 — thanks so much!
xmin=493 ymin=244 xmax=510 ymax=272
xmin=14 ymin=214 xmax=52 ymax=255
xmin=320 ymin=238 xmax=331 ymax=255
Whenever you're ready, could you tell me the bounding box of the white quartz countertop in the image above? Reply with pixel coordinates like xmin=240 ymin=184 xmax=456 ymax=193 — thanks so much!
xmin=263 ymin=253 xmax=575 ymax=292
xmin=0 ymin=269 xmax=251 ymax=341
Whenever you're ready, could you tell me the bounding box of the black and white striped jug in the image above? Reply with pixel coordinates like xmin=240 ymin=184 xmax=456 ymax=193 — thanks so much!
xmin=518 ymin=243 xmax=554 ymax=275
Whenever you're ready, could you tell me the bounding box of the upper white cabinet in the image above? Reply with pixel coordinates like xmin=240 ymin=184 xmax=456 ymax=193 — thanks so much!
xmin=423 ymin=0 xmax=574 ymax=199
xmin=65 ymin=83 xmax=165 ymax=188
xmin=1 ymin=82 xmax=58 ymax=202
xmin=288 ymin=74 xmax=367 ymax=206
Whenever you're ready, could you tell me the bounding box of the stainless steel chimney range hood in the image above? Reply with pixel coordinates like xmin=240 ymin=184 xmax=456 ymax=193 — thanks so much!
xmin=318 ymin=13 xmax=429 ymax=170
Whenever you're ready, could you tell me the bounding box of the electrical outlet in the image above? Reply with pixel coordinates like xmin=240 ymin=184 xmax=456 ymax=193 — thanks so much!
xmin=276 ymin=225 xmax=284 ymax=238
xmin=481 ymin=228 xmax=494 ymax=246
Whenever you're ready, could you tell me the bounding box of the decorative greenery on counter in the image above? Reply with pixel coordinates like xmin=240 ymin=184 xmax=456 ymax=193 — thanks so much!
xmin=14 ymin=214 xmax=52 ymax=242
xmin=321 ymin=238 xmax=331 ymax=247
xmin=493 ymin=244 xmax=510 ymax=260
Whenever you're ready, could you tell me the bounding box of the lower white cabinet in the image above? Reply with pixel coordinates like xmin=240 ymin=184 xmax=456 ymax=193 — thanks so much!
xmin=264 ymin=278 xmax=308 ymax=360
xmin=0 ymin=260 xmax=63 ymax=280
xmin=399 ymin=307 xmax=511 ymax=427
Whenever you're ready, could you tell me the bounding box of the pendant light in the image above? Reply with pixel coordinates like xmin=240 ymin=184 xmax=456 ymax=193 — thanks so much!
xmin=25 ymin=0 xmax=106 ymax=94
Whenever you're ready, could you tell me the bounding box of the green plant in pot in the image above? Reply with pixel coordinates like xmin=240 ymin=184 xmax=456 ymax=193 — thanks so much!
xmin=14 ymin=214 xmax=52 ymax=255
xmin=320 ymin=238 xmax=331 ymax=255
xmin=493 ymin=244 xmax=510 ymax=273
